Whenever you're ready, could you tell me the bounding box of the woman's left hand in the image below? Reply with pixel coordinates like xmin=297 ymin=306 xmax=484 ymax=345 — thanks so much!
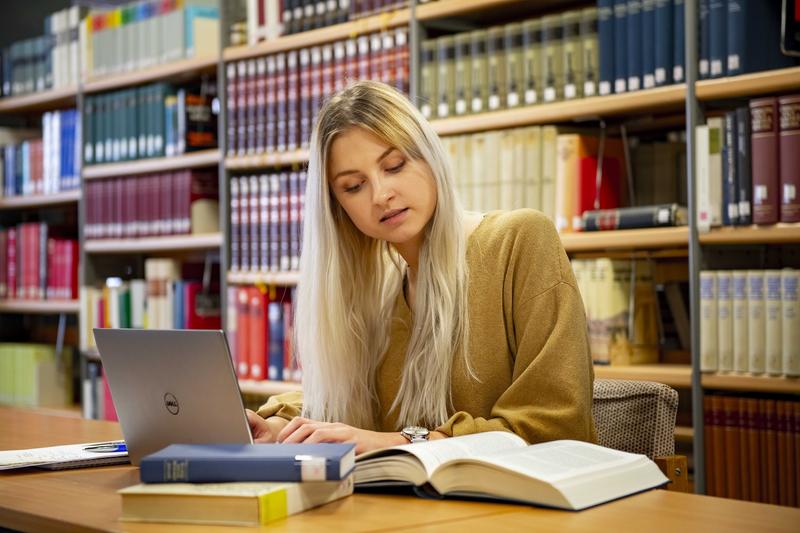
xmin=276 ymin=417 xmax=406 ymax=454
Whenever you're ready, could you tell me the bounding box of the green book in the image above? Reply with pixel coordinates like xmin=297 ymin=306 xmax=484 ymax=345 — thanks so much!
xmin=453 ymin=33 xmax=471 ymax=116
xmin=541 ymin=14 xmax=564 ymax=103
xmin=486 ymin=26 xmax=506 ymax=111
xmin=138 ymin=87 xmax=148 ymax=159
xmin=469 ymin=30 xmax=488 ymax=114
xmin=580 ymin=7 xmax=599 ymax=97
xmin=127 ymin=89 xmax=138 ymax=160
xmin=436 ymin=36 xmax=455 ymax=118
xmin=419 ymin=39 xmax=437 ymax=119
xmin=504 ymin=23 xmax=523 ymax=108
xmin=562 ymin=10 xmax=583 ymax=100
xmin=522 ymin=18 xmax=542 ymax=106
xmin=84 ymin=95 xmax=94 ymax=165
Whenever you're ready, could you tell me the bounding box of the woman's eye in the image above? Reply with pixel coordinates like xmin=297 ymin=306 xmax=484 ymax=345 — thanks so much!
xmin=344 ymin=183 xmax=362 ymax=193
xmin=386 ymin=161 xmax=405 ymax=173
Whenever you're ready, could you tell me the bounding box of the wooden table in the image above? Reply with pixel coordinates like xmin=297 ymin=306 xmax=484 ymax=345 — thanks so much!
xmin=1 ymin=407 xmax=798 ymax=532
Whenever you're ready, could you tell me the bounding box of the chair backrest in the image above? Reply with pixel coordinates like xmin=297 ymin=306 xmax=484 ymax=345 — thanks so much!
xmin=592 ymin=379 xmax=678 ymax=459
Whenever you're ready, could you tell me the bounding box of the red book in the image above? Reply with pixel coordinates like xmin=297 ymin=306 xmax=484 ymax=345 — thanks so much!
xmin=184 ymin=281 xmax=222 ymax=330
xmin=779 ymin=95 xmax=800 ymax=223
xmin=357 ymin=35 xmax=370 ymax=80
xmin=334 ymin=40 xmax=347 ymax=92
xmin=381 ymin=31 xmax=395 ymax=87
xmin=321 ymin=44 xmax=334 ymax=102
xmin=282 ymin=298 xmax=294 ymax=382
xmin=750 ymin=97 xmax=780 ymax=225
xmin=248 ymin=286 xmax=268 ymax=381
xmin=66 ymin=239 xmax=78 ymax=299
xmin=286 ymin=50 xmax=300 ymax=151
xmin=0 ymin=230 xmax=7 ymax=298
xmin=345 ymin=37 xmax=358 ymax=83
xmin=265 ymin=55 xmax=277 ymax=152
xmin=275 ymin=53 xmax=287 ymax=152
xmin=236 ymin=287 xmax=251 ymax=379
xmin=236 ymin=60 xmax=248 ymax=156
xmin=577 ymin=155 xmax=622 ymax=223
xmin=255 ymin=56 xmax=267 ymax=154
xmin=299 ymin=48 xmax=311 ymax=150
xmin=46 ymin=237 xmax=56 ymax=299
xmin=395 ymin=28 xmax=409 ymax=94
xmin=7 ymin=228 xmax=16 ymax=299
xmin=369 ymin=33 xmax=382 ymax=80
xmin=246 ymin=59 xmax=257 ymax=155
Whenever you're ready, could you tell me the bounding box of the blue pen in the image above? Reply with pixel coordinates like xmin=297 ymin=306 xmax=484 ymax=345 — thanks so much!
xmin=84 ymin=442 xmax=127 ymax=453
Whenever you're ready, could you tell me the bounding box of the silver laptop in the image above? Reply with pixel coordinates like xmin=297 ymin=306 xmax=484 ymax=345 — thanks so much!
xmin=93 ymin=328 xmax=253 ymax=465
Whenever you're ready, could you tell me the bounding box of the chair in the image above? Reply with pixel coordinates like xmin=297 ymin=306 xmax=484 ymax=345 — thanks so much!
xmin=592 ymin=378 xmax=688 ymax=492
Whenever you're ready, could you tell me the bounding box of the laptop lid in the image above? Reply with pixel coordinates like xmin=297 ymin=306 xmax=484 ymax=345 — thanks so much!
xmin=93 ymin=328 xmax=253 ymax=465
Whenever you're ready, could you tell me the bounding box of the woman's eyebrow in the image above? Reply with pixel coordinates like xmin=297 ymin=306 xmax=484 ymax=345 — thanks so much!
xmin=331 ymin=147 xmax=397 ymax=181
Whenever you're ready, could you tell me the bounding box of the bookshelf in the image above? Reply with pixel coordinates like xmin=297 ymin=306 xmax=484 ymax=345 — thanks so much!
xmin=82 ymin=56 xmax=219 ymax=94
xmin=0 ymin=299 xmax=80 ymax=314
xmin=84 ymin=233 xmax=223 ymax=254
xmin=593 ymin=364 xmax=693 ymax=389
xmin=0 ymin=190 xmax=80 ymax=210
xmin=696 ymin=66 xmax=800 ymax=101
xmin=416 ymin=0 xmax=541 ymax=21
xmin=0 ymin=86 xmax=77 ymax=113
xmin=560 ymin=227 xmax=689 ymax=253
xmin=82 ymin=149 xmax=221 ymax=180
xmin=701 ymin=373 xmax=800 ymax=395
xmin=227 ymin=271 xmax=300 ymax=286
xmin=699 ymin=224 xmax=800 ymax=245
xmin=225 ymin=150 xmax=310 ymax=170
xmin=238 ymin=379 xmax=302 ymax=396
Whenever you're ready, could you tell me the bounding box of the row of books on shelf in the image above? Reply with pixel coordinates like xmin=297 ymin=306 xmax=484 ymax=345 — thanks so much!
xmin=697 ymin=95 xmax=800 ymax=230
xmin=83 ymin=0 xmax=219 ymax=80
xmin=84 ymin=170 xmax=219 ymax=240
xmin=244 ymin=0 xmax=368 ymax=45
xmin=230 ymin=172 xmax=305 ymax=274
xmin=703 ymin=394 xmax=799 ymax=507
xmin=0 ymin=224 xmax=78 ymax=301
xmin=80 ymin=259 xmax=222 ymax=352
xmin=228 ymin=285 xmax=300 ymax=383
xmin=700 ymin=269 xmax=800 ymax=378
xmin=0 ymin=343 xmax=72 ymax=408
xmin=443 ymin=125 xmax=687 ymax=231
xmin=83 ymin=81 xmax=218 ymax=165
xmin=226 ymin=27 xmax=409 ymax=156
xmin=1 ymin=110 xmax=81 ymax=197
xmin=83 ymin=360 xmax=117 ymax=421
xmin=0 ymin=6 xmax=84 ymax=97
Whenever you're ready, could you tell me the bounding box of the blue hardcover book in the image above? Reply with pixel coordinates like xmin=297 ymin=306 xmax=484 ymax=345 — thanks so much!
xmin=672 ymin=0 xmax=685 ymax=82
xmin=627 ymin=0 xmax=643 ymax=91
xmin=727 ymin=0 xmax=795 ymax=77
xmin=267 ymin=300 xmax=284 ymax=381
xmin=708 ymin=0 xmax=727 ymax=78
xmin=598 ymin=0 xmax=615 ymax=95
xmin=699 ymin=0 xmax=710 ymax=78
xmin=653 ymin=0 xmax=672 ymax=85
xmin=613 ymin=0 xmax=628 ymax=93
xmin=735 ymin=106 xmax=752 ymax=225
xmin=140 ymin=443 xmax=357 ymax=483
xmin=723 ymin=111 xmax=739 ymax=226
xmin=641 ymin=0 xmax=656 ymax=88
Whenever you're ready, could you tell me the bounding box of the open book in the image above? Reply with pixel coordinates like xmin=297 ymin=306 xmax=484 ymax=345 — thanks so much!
xmin=355 ymin=432 xmax=668 ymax=510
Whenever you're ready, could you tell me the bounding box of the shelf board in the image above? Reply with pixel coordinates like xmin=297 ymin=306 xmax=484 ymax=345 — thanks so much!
xmin=228 ymin=270 xmax=300 ymax=286
xmin=674 ymin=425 xmax=694 ymax=443
xmin=239 ymin=379 xmax=301 ymax=396
xmin=225 ymin=149 xmax=309 ymax=170
xmin=702 ymin=373 xmax=800 ymax=395
xmin=431 ymin=84 xmax=686 ymax=136
xmin=0 ymin=299 xmax=80 ymax=314
xmin=696 ymin=66 xmax=800 ymax=101
xmin=83 ymin=149 xmax=220 ymax=179
xmin=0 ymin=190 xmax=80 ymax=210
xmin=593 ymin=364 xmax=692 ymax=389
xmin=0 ymin=85 xmax=77 ymax=113
xmin=560 ymin=227 xmax=689 ymax=253
xmin=82 ymin=56 xmax=218 ymax=94
xmin=699 ymin=224 xmax=800 ymax=245
xmin=224 ymin=8 xmax=411 ymax=62
xmin=85 ymin=233 xmax=223 ymax=254
xmin=417 ymin=0 xmax=532 ymax=20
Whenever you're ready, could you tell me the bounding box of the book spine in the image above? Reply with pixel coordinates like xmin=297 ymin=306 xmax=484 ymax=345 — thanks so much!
xmin=723 ymin=111 xmax=739 ymax=226
xmin=626 ymin=0 xmax=642 ymax=91
xmin=641 ymin=0 xmax=655 ymax=89
xmin=750 ymin=97 xmax=780 ymax=224
xmin=765 ymin=270 xmax=783 ymax=376
xmin=613 ymin=0 xmax=628 ymax=93
xmin=782 ymin=269 xmax=800 ymax=377
xmin=699 ymin=0 xmax=709 ymax=78
xmin=708 ymin=0 xmax=726 ymax=77
xmin=236 ymin=286 xmax=251 ymax=378
xmin=230 ymin=177 xmax=240 ymax=272
xmin=779 ymin=95 xmax=800 ymax=223
xmin=505 ymin=23 xmax=523 ymax=106
xmin=469 ymin=31 xmax=487 ymax=114
xmin=437 ymin=36 xmax=455 ymax=117
xmin=653 ymin=0 xmax=672 ymax=85
xmin=672 ymin=0 xmax=685 ymax=82
xmin=747 ymin=270 xmax=766 ymax=374
xmin=598 ymin=0 xmax=615 ymax=96
xmin=723 ymin=396 xmax=741 ymax=499
xmin=717 ymin=271 xmax=733 ymax=371
xmin=580 ymin=8 xmax=599 ymax=97
xmin=260 ymin=175 xmax=270 ymax=272
xmin=268 ymin=299 xmax=284 ymax=380
xmin=487 ymin=27 xmax=506 ymax=109
xmin=696 ymin=124 xmax=711 ymax=232
xmin=732 ymin=270 xmax=749 ymax=373
xmin=249 ymin=175 xmax=260 ymax=272
xmin=582 ymin=204 xmax=684 ymax=230
xmin=700 ymin=271 xmax=718 ymax=372
xmin=249 ymin=287 xmax=267 ymax=381
xmin=726 ymin=0 xmax=743 ymax=76
xmin=711 ymin=394 xmax=728 ymax=496
xmin=541 ymin=15 xmax=561 ymax=103
xmin=736 ymin=106 xmax=752 ymax=225
xmin=561 ymin=12 xmax=581 ymax=100
xmin=707 ymin=117 xmax=723 ymax=226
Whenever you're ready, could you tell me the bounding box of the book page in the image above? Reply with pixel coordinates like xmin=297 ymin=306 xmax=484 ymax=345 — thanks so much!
xmin=0 ymin=441 xmax=128 ymax=470
xmin=358 ymin=431 xmax=526 ymax=478
xmin=463 ymin=440 xmax=643 ymax=484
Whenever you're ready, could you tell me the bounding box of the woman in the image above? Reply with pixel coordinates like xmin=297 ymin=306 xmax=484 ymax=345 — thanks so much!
xmin=246 ymin=80 xmax=595 ymax=453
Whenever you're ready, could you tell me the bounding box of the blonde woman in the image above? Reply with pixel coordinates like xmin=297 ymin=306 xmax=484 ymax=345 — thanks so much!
xmin=246 ymin=80 xmax=596 ymax=453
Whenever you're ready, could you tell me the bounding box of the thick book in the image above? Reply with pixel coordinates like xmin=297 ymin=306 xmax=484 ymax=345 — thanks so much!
xmin=139 ymin=443 xmax=356 ymax=483
xmin=582 ymin=204 xmax=687 ymax=231
xmin=732 ymin=270 xmax=749 ymax=373
xmin=778 ymin=95 xmax=800 ymax=223
xmin=782 ymin=270 xmax=800 ymax=377
xmin=717 ymin=271 xmax=734 ymax=372
xmin=700 ymin=271 xmax=719 ymax=372
xmin=736 ymin=106 xmax=753 ymax=225
xmin=120 ymin=477 xmax=353 ymax=526
xmin=354 ymin=432 xmax=668 ymax=510
xmin=747 ymin=270 xmax=766 ymax=374
xmin=764 ymin=270 xmax=783 ymax=376
xmin=598 ymin=0 xmax=615 ymax=95
xmin=750 ymin=97 xmax=780 ymax=224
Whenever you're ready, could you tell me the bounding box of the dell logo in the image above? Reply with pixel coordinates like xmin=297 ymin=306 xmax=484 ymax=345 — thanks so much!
xmin=164 ymin=393 xmax=180 ymax=415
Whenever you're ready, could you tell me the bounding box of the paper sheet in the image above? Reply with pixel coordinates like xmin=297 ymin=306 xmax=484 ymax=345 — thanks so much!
xmin=0 ymin=441 xmax=128 ymax=470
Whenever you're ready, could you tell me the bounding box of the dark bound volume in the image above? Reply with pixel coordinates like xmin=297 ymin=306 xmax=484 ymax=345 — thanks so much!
xmin=779 ymin=95 xmax=800 ymax=223
xmin=750 ymin=97 xmax=780 ymax=225
xmin=582 ymin=204 xmax=687 ymax=231
xmin=735 ymin=106 xmax=752 ymax=225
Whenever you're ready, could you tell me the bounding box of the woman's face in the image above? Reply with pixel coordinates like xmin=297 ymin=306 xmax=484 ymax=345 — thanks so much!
xmin=327 ymin=127 xmax=437 ymax=247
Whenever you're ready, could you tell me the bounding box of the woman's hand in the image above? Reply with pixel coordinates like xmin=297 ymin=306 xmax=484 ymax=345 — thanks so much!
xmin=277 ymin=417 xmax=407 ymax=454
xmin=245 ymin=410 xmax=289 ymax=443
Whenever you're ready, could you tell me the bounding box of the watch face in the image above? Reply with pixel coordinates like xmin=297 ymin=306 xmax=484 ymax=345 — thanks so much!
xmin=403 ymin=426 xmax=429 ymax=440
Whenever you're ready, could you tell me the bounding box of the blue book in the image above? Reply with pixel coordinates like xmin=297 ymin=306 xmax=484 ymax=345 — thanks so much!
xmin=708 ymin=0 xmax=726 ymax=78
xmin=613 ymin=0 xmax=628 ymax=93
xmin=641 ymin=0 xmax=656 ymax=88
xmin=699 ymin=0 xmax=710 ymax=79
xmin=627 ymin=0 xmax=643 ymax=91
xmin=653 ymin=0 xmax=673 ymax=85
xmin=267 ymin=301 xmax=284 ymax=381
xmin=735 ymin=106 xmax=752 ymax=225
xmin=672 ymin=0 xmax=685 ymax=82
xmin=139 ymin=443 xmax=356 ymax=483
xmin=727 ymin=0 xmax=795 ymax=77
xmin=598 ymin=0 xmax=615 ymax=95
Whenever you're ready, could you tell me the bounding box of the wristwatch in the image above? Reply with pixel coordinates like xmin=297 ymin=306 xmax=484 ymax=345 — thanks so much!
xmin=400 ymin=426 xmax=430 ymax=443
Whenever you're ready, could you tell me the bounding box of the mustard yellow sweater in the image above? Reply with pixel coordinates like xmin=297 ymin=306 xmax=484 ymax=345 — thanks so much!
xmin=257 ymin=209 xmax=596 ymax=444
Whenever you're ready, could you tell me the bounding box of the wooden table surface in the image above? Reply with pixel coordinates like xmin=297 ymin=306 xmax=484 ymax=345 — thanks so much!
xmin=1 ymin=406 xmax=798 ymax=532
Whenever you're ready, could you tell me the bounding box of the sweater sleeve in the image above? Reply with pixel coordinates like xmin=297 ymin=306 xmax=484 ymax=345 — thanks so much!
xmin=256 ymin=391 xmax=304 ymax=420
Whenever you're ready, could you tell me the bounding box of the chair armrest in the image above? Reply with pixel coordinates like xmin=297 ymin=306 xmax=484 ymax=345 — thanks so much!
xmin=655 ymin=455 xmax=689 ymax=493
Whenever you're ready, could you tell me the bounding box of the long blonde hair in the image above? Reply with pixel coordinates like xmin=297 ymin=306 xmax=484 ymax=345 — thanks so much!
xmin=296 ymin=80 xmax=470 ymax=430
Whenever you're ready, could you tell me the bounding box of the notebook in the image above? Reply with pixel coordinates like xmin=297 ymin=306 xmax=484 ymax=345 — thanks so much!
xmin=0 ymin=440 xmax=129 ymax=470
